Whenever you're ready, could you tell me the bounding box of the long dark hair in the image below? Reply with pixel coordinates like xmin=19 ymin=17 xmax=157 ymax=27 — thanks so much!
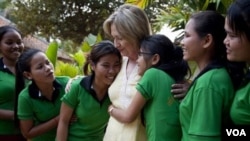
xmin=140 ymin=34 xmax=190 ymax=82
xmin=189 ymin=11 xmax=245 ymax=89
xmin=14 ymin=48 xmax=42 ymax=126
xmin=227 ymin=0 xmax=250 ymax=86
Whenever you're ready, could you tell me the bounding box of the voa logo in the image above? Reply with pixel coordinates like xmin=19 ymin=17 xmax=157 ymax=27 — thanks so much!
xmin=226 ymin=129 xmax=246 ymax=136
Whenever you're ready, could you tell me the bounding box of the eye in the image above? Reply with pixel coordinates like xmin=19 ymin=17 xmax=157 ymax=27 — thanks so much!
xmin=17 ymin=41 xmax=23 ymax=45
xmin=102 ymin=64 xmax=110 ymax=68
xmin=5 ymin=41 xmax=13 ymax=45
xmin=114 ymin=62 xmax=121 ymax=67
xmin=37 ymin=64 xmax=43 ymax=69
xmin=45 ymin=60 xmax=51 ymax=65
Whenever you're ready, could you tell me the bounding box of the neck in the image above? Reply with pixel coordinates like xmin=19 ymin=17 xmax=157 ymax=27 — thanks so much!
xmin=3 ymin=58 xmax=16 ymax=74
xmin=2 ymin=57 xmax=16 ymax=67
xmin=36 ymin=82 xmax=54 ymax=100
xmin=92 ymin=80 xmax=108 ymax=100
xmin=196 ymin=55 xmax=212 ymax=71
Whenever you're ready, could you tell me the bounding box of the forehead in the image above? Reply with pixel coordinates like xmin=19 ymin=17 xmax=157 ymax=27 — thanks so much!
xmin=97 ymin=54 xmax=120 ymax=63
xmin=110 ymin=24 xmax=120 ymax=36
xmin=2 ymin=30 xmax=21 ymax=40
xmin=224 ymin=17 xmax=232 ymax=31
xmin=185 ymin=19 xmax=196 ymax=32
xmin=30 ymin=52 xmax=48 ymax=64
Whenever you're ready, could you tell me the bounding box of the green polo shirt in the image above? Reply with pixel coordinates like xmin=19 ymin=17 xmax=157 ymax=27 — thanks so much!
xmin=230 ymin=82 xmax=250 ymax=125
xmin=180 ymin=68 xmax=234 ymax=141
xmin=61 ymin=75 xmax=111 ymax=141
xmin=136 ymin=68 xmax=182 ymax=141
xmin=0 ymin=58 xmax=20 ymax=135
xmin=17 ymin=76 xmax=69 ymax=141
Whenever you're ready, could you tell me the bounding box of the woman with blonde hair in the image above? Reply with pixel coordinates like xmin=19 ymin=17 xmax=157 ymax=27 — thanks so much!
xmin=103 ymin=4 xmax=151 ymax=141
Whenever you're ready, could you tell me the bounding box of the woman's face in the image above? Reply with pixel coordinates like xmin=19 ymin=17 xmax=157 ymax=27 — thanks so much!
xmin=92 ymin=54 xmax=121 ymax=86
xmin=136 ymin=49 xmax=154 ymax=76
xmin=25 ymin=52 xmax=55 ymax=84
xmin=181 ymin=19 xmax=206 ymax=62
xmin=0 ymin=30 xmax=24 ymax=62
xmin=110 ymin=24 xmax=138 ymax=59
xmin=224 ymin=17 xmax=250 ymax=63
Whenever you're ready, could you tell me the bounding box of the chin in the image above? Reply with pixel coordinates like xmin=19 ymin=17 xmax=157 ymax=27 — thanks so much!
xmin=227 ymin=55 xmax=236 ymax=62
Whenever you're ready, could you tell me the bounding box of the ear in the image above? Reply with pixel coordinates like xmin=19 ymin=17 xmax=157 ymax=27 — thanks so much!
xmin=23 ymin=71 xmax=32 ymax=80
xmin=203 ymin=34 xmax=213 ymax=49
xmin=90 ymin=61 xmax=95 ymax=71
xmin=151 ymin=54 xmax=160 ymax=65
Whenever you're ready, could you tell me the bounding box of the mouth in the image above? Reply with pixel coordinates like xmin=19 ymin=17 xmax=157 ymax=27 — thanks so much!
xmin=182 ymin=48 xmax=187 ymax=54
xmin=12 ymin=50 xmax=22 ymax=55
xmin=107 ymin=76 xmax=115 ymax=80
xmin=226 ymin=47 xmax=231 ymax=54
xmin=47 ymin=71 xmax=54 ymax=77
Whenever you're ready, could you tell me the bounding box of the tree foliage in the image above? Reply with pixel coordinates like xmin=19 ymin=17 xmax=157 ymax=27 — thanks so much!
xmin=154 ymin=0 xmax=234 ymax=44
xmin=10 ymin=0 xmax=124 ymax=45
xmin=9 ymin=0 xmax=176 ymax=45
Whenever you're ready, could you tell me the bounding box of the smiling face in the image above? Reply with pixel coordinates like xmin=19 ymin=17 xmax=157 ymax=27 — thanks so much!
xmin=24 ymin=52 xmax=55 ymax=84
xmin=92 ymin=54 xmax=121 ymax=86
xmin=0 ymin=30 xmax=24 ymax=62
xmin=136 ymin=49 xmax=153 ymax=76
xmin=224 ymin=17 xmax=250 ymax=63
xmin=181 ymin=19 xmax=206 ymax=62
xmin=110 ymin=24 xmax=138 ymax=59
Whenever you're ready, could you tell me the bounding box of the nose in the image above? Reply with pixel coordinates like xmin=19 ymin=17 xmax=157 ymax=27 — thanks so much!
xmin=223 ymin=36 xmax=228 ymax=46
xmin=180 ymin=39 xmax=184 ymax=47
xmin=108 ymin=66 xmax=117 ymax=75
xmin=45 ymin=64 xmax=52 ymax=72
xmin=114 ymin=39 xmax=120 ymax=48
xmin=13 ymin=42 xmax=19 ymax=48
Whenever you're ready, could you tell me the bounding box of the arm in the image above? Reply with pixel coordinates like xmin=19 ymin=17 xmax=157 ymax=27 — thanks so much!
xmin=20 ymin=115 xmax=59 ymax=139
xmin=0 ymin=109 xmax=14 ymax=120
xmin=56 ymin=102 xmax=74 ymax=141
xmin=109 ymin=91 xmax=146 ymax=123
xmin=65 ymin=75 xmax=83 ymax=93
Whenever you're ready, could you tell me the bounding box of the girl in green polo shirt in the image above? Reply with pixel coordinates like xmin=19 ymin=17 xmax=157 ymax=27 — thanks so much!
xmin=56 ymin=40 xmax=122 ymax=141
xmin=0 ymin=25 xmax=25 ymax=140
xmin=179 ymin=11 xmax=245 ymax=141
xmin=107 ymin=34 xmax=190 ymax=141
xmin=224 ymin=0 xmax=250 ymax=137
xmin=15 ymin=48 xmax=70 ymax=141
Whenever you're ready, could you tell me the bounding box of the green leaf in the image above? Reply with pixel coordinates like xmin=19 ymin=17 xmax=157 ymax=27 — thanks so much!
xmin=81 ymin=41 xmax=91 ymax=52
xmin=96 ymin=33 xmax=103 ymax=43
xmin=55 ymin=61 xmax=80 ymax=78
xmin=85 ymin=33 xmax=97 ymax=46
xmin=45 ymin=41 xmax=58 ymax=67
xmin=72 ymin=50 xmax=86 ymax=67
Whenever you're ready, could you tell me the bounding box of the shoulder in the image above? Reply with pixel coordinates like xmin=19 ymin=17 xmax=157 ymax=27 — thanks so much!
xmin=200 ymin=68 xmax=230 ymax=82
xmin=19 ymin=86 xmax=30 ymax=99
xmin=56 ymin=76 xmax=70 ymax=82
xmin=144 ymin=68 xmax=169 ymax=78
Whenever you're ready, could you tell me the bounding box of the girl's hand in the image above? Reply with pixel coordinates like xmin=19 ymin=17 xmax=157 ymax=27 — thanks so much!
xmin=171 ymin=80 xmax=190 ymax=100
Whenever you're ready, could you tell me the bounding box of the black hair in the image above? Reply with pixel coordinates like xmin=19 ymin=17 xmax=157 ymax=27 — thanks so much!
xmin=83 ymin=40 xmax=122 ymax=75
xmin=14 ymin=48 xmax=42 ymax=126
xmin=0 ymin=25 xmax=22 ymax=41
xmin=189 ymin=11 xmax=245 ymax=89
xmin=227 ymin=0 xmax=250 ymax=41
xmin=227 ymin=0 xmax=250 ymax=86
xmin=140 ymin=34 xmax=190 ymax=82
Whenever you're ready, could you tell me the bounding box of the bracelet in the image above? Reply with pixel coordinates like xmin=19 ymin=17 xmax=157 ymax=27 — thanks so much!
xmin=108 ymin=106 xmax=114 ymax=114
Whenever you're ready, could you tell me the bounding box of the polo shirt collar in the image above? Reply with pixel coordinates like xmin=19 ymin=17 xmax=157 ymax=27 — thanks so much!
xmin=28 ymin=79 xmax=62 ymax=102
xmin=0 ymin=58 xmax=13 ymax=74
xmin=80 ymin=75 xmax=109 ymax=103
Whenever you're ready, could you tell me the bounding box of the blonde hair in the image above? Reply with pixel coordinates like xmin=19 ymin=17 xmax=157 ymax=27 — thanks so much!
xmin=103 ymin=4 xmax=152 ymax=47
